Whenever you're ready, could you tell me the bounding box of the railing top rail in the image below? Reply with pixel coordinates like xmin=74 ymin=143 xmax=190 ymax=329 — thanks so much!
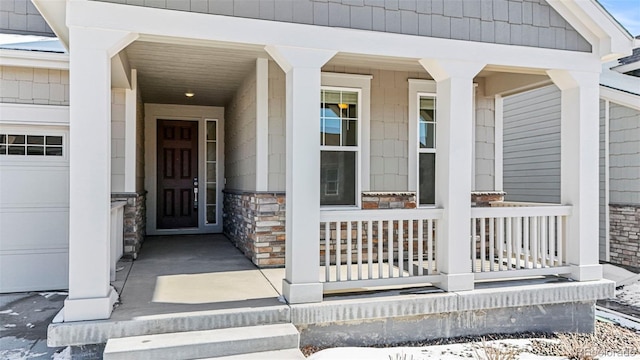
xmin=320 ymin=208 xmax=444 ymax=222
xmin=471 ymin=205 xmax=572 ymax=218
xmin=491 ymin=201 xmax=565 ymax=207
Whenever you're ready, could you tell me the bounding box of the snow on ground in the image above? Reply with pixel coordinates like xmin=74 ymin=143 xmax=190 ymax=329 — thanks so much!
xmin=308 ymin=339 xmax=600 ymax=359
xmin=618 ymin=281 xmax=640 ymax=307
xmin=308 ymin=338 xmax=640 ymax=360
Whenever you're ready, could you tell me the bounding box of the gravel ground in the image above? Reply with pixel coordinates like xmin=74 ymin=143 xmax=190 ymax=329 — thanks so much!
xmin=301 ymin=322 xmax=640 ymax=358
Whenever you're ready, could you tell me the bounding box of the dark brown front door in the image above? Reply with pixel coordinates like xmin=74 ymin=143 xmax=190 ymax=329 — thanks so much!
xmin=157 ymin=120 xmax=199 ymax=229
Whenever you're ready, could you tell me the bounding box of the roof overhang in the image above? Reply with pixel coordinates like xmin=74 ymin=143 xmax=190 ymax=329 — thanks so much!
xmin=600 ymin=62 xmax=640 ymax=97
xmin=547 ymin=0 xmax=635 ymax=62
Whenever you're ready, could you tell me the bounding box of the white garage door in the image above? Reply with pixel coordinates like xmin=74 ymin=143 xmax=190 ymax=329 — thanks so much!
xmin=0 ymin=124 xmax=69 ymax=292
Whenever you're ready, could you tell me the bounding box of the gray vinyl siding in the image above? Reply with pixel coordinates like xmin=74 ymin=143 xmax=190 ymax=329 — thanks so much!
xmin=599 ymin=99 xmax=606 ymax=260
xmin=0 ymin=0 xmax=55 ymax=36
xmin=95 ymin=0 xmax=591 ymax=52
xmin=609 ymin=103 xmax=640 ymax=205
xmin=503 ymin=85 xmax=561 ymax=203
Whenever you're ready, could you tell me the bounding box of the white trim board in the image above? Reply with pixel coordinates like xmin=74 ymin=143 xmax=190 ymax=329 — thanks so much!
xmin=0 ymin=103 xmax=69 ymax=126
xmin=255 ymin=58 xmax=269 ymax=191
xmin=494 ymin=95 xmax=504 ymax=191
xmin=408 ymin=79 xmax=437 ymax=193
xmin=0 ymin=49 xmax=69 ymax=70
xmin=600 ymin=86 xmax=640 ymax=111
xmin=144 ymin=103 xmax=225 ymax=235
xmin=604 ymin=99 xmax=610 ymax=262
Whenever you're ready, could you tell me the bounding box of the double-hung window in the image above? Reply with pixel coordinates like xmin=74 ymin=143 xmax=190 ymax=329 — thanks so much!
xmin=320 ymin=88 xmax=360 ymax=206
xmin=418 ymin=95 xmax=436 ymax=205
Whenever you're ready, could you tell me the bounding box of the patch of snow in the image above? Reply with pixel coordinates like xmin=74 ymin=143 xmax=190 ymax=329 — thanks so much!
xmin=39 ymin=292 xmax=68 ymax=299
xmin=4 ymin=324 xmax=16 ymax=328
xmin=0 ymin=349 xmax=29 ymax=360
xmin=308 ymin=339 xmax=640 ymax=360
xmin=0 ymin=349 xmax=48 ymax=360
xmin=0 ymin=309 xmax=18 ymax=315
xmin=617 ymin=281 xmax=640 ymax=307
xmin=52 ymin=347 xmax=71 ymax=360
xmin=309 ymin=340 xmax=551 ymax=360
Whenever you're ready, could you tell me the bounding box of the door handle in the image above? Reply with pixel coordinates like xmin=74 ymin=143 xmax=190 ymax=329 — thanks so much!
xmin=193 ymin=177 xmax=199 ymax=209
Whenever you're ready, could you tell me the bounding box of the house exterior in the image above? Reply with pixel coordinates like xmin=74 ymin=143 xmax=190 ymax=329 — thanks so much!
xmin=500 ymin=48 xmax=640 ymax=269
xmin=0 ymin=0 xmax=637 ymax=348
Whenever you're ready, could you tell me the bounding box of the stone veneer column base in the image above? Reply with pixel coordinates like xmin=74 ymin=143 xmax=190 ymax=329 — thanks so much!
xmin=111 ymin=192 xmax=146 ymax=259
xmin=609 ymin=204 xmax=640 ymax=270
xmin=223 ymin=190 xmax=286 ymax=267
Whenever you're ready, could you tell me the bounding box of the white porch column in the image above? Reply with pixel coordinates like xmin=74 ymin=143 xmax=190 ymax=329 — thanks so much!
xmin=65 ymin=27 xmax=137 ymax=322
xmin=547 ymin=70 xmax=602 ymax=281
xmin=265 ymin=45 xmax=336 ymax=304
xmin=419 ymin=59 xmax=485 ymax=292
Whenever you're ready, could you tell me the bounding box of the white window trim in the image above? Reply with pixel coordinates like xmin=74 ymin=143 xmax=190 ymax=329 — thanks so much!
xmin=408 ymin=79 xmax=437 ymax=207
xmin=0 ymin=126 xmax=69 ymax=163
xmin=321 ymin=72 xmax=371 ymax=209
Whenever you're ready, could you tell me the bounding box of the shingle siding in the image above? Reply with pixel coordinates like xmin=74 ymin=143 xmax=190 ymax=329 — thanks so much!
xmin=0 ymin=66 xmax=69 ymax=105
xmin=0 ymin=0 xmax=55 ymax=36
xmin=609 ymin=103 xmax=640 ymax=205
xmin=226 ymin=65 xmax=258 ymax=191
xmin=93 ymin=0 xmax=591 ymax=52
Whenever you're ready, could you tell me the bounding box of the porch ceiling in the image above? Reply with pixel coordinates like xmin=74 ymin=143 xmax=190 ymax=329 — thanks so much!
xmin=123 ymin=40 xmax=545 ymax=107
xmin=124 ymin=40 xmax=268 ymax=107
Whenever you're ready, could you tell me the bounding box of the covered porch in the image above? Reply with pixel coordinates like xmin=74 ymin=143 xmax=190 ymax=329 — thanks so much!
xmin=56 ymin=0 xmax=610 ymax=330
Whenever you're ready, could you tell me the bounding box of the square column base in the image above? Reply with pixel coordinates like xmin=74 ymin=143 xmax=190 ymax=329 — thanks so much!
xmin=436 ymin=273 xmax=474 ymax=292
xmin=569 ymin=264 xmax=603 ymax=281
xmin=63 ymin=287 xmax=118 ymax=322
xmin=283 ymin=279 xmax=323 ymax=304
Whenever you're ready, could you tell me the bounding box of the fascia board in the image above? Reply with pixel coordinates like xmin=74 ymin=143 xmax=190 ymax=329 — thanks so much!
xmin=0 ymin=49 xmax=69 ymax=69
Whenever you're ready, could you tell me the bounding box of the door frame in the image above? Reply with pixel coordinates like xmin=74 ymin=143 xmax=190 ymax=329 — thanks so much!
xmin=144 ymin=104 xmax=225 ymax=235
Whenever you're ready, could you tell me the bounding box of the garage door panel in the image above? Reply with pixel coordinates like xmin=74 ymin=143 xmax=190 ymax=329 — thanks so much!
xmin=0 ymin=166 xmax=69 ymax=207
xmin=0 ymin=250 xmax=68 ymax=292
xmin=0 ymin=209 xmax=68 ymax=251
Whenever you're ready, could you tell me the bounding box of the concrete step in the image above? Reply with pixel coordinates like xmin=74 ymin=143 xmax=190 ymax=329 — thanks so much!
xmin=103 ymin=323 xmax=300 ymax=360
xmin=209 ymin=349 xmax=306 ymax=359
xmin=49 ymin=305 xmax=291 ymax=347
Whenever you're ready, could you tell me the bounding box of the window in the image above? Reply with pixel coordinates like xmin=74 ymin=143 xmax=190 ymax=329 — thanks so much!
xmin=320 ymin=88 xmax=360 ymax=206
xmin=0 ymin=134 xmax=63 ymax=156
xmin=418 ymin=96 xmax=436 ymax=205
xmin=408 ymin=79 xmax=438 ymax=206
xmin=205 ymin=120 xmax=217 ymax=224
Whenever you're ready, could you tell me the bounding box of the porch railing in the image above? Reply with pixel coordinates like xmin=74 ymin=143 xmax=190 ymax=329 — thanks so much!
xmin=110 ymin=201 xmax=127 ymax=282
xmin=320 ymin=208 xmax=443 ymax=291
xmin=470 ymin=204 xmax=572 ymax=280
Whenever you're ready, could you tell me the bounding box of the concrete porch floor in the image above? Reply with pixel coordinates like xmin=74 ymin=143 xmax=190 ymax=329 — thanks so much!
xmin=110 ymin=234 xmax=285 ymax=320
xmin=49 ymin=234 xmax=616 ymax=348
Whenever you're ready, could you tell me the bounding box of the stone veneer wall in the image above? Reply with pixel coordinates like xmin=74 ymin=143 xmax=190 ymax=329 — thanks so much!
xmin=111 ymin=192 xmax=146 ymax=259
xmin=362 ymin=192 xmax=416 ymax=209
xmin=223 ymin=190 xmax=286 ymax=267
xmin=609 ymin=204 xmax=640 ymax=269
